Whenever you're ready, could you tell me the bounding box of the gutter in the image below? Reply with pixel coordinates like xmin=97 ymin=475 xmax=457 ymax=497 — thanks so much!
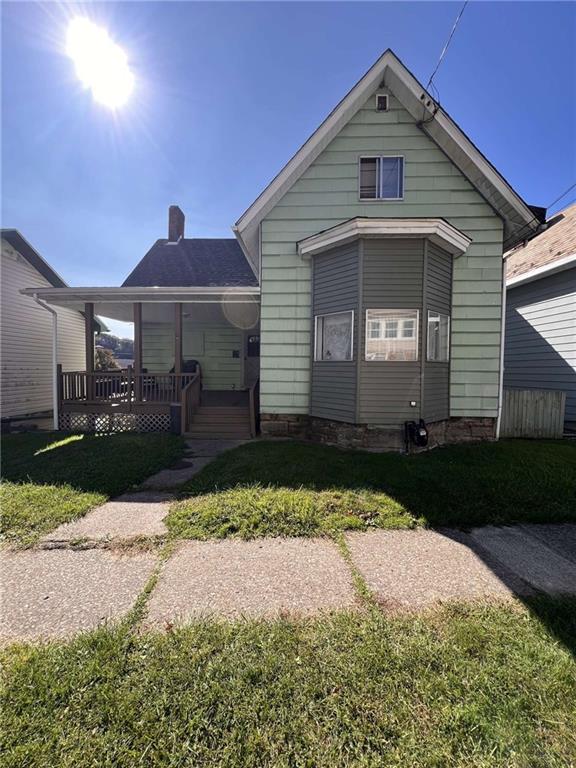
xmin=496 ymin=252 xmax=511 ymax=440
xmin=32 ymin=294 xmax=59 ymax=430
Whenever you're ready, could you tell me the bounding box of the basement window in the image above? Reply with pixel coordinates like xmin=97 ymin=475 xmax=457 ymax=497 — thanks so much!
xmin=314 ymin=311 xmax=354 ymax=362
xmin=365 ymin=309 xmax=419 ymax=361
xmin=427 ymin=311 xmax=450 ymax=362
xmin=359 ymin=156 xmax=404 ymax=200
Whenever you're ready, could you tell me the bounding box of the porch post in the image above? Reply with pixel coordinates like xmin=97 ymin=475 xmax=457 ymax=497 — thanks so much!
xmin=85 ymin=302 xmax=95 ymax=400
xmin=133 ymin=302 xmax=142 ymax=401
xmin=174 ymin=302 xmax=182 ymax=376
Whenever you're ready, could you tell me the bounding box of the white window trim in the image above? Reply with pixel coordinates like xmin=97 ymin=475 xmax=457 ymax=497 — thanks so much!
xmin=358 ymin=155 xmax=405 ymax=201
xmin=314 ymin=310 xmax=355 ymax=362
xmin=426 ymin=310 xmax=451 ymax=363
xmin=375 ymin=93 xmax=389 ymax=112
xmin=364 ymin=309 xmax=419 ymax=361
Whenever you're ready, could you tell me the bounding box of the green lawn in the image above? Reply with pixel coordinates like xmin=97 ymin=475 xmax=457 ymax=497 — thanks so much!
xmin=2 ymin=598 xmax=575 ymax=767
xmin=1 ymin=432 xmax=183 ymax=546
xmin=168 ymin=439 xmax=576 ymax=538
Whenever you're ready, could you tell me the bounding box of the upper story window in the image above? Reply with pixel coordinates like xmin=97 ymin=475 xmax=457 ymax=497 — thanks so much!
xmin=359 ymin=156 xmax=404 ymax=200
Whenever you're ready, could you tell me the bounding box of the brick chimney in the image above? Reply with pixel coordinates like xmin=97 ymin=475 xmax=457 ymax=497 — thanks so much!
xmin=168 ymin=205 xmax=185 ymax=242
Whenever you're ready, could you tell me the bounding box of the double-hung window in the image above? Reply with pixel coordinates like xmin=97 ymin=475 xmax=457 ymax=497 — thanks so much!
xmin=359 ymin=156 xmax=404 ymax=200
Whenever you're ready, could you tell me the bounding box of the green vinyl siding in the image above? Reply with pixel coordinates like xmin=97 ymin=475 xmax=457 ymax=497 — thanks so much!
xmin=260 ymin=90 xmax=504 ymax=417
xmin=142 ymin=322 xmax=244 ymax=391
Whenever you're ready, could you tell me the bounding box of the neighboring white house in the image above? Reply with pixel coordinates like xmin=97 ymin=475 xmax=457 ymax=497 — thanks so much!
xmin=1 ymin=230 xmax=87 ymax=420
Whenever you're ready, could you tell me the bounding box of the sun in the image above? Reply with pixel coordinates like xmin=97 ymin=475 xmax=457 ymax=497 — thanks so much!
xmin=66 ymin=18 xmax=134 ymax=109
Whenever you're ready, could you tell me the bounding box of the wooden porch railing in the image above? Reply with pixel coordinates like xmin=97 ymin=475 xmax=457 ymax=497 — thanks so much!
xmin=59 ymin=367 xmax=197 ymax=407
xmin=181 ymin=370 xmax=202 ymax=434
xmin=248 ymin=378 xmax=260 ymax=438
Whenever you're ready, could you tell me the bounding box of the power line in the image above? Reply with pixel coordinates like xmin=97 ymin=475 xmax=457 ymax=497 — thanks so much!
xmin=426 ymin=1 xmax=469 ymax=92
xmin=547 ymin=182 xmax=576 ymax=212
xmin=418 ymin=1 xmax=468 ymax=126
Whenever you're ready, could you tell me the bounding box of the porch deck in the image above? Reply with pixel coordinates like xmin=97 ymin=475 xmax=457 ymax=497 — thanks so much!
xmin=58 ymin=367 xmax=258 ymax=437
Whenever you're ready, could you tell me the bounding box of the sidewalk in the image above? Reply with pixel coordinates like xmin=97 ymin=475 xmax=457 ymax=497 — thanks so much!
xmin=2 ymin=520 xmax=575 ymax=642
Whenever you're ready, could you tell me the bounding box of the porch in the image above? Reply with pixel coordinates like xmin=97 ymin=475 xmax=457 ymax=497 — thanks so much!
xmin=22 ymin=286 xmax=260 ymax=437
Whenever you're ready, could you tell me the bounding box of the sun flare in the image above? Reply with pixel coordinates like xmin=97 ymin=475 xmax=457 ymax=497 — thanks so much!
xmin=66 ymin=18 xmax=134 ymax=109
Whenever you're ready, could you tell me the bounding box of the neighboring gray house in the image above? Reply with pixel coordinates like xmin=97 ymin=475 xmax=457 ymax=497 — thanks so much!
xmin=23 ymin=50 xmax=546 ymax=448
xmin=1 ymin=230 xmax=87 ymax=422
xmin=504 ymin=203 xmax=576 ymax=431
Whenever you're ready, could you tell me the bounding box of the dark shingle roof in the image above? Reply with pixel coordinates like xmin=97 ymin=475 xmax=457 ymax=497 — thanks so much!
xmin=122 ymin=239 xmax=258 ymax=287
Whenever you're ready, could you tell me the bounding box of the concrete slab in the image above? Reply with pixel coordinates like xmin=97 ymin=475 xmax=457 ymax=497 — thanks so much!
xmin=145 ymin=538 xmax=356 ymax=625
xmin=140 ymin=457 xmax=214 ymax=489
xmin=519 ymin=524 xmax=576 ymax=565
xmin=184 ymin=439 xmax=247 ymax=458
xmin=42 ymin=492 xmax=172 ymax=542
xmin=469 ymin=525 xmax=576 ymax=595
xmin=346 ymin=529 xmax=530 ymax=610
xmin=0 ymin=549 xmax=156 ymax=641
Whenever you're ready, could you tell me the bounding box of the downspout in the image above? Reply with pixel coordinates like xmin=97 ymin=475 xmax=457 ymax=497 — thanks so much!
xmin=495 ymin=255 xmax=509 ymax=440
xmin=32 ymin=294 xmax=59 ymax=430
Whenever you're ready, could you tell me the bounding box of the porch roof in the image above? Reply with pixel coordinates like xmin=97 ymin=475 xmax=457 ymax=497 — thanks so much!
xmin=20 ymin=285 xmax=261 ymax=323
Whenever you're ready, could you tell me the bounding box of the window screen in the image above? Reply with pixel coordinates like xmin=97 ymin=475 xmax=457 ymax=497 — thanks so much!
xmin=315 ymin=311 xmax=353 ymax=361
xmin=427 ymin=312 xmax=450 ymax=362
xmin=359 ymin=156 xmax=404 ymax=200
xmin=365 ymin=309 xmax=419 ymax=361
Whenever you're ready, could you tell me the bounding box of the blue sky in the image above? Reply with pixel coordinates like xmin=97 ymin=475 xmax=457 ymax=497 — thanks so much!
xmin=3 ymin=1 xmax=575 ymax=298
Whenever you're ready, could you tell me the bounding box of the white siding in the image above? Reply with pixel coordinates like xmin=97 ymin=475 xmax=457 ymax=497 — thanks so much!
xmin=1 ymin=239 xmax=86 ymax=417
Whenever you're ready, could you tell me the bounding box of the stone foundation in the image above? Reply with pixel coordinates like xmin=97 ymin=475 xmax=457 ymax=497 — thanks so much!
xmin=260 ymin=413 xmax=496 ymax=452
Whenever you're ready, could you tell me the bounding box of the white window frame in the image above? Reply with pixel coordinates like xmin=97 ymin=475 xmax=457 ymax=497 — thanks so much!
xmin=364 ymin=309 xmax=419 ymax=361
xmin=358 ymin=155 xmax=404 ymax=201
xmin=314 ymin=310 xmax=354 ymax=362
xmin=375 ymin=93 xmax=389 ymax=112
xmin=426 ymin=310 xmax=451 ymax=362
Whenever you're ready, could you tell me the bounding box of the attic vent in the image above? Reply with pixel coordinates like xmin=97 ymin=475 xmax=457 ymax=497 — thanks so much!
xmin=376 ymin=94 xmax=389 ymax=112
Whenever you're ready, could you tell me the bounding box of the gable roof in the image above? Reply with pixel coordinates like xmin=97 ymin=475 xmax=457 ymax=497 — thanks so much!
xmin=234 ymin=49 xmax=543 ymax=262
xmin=505 ymin=202 xmax=576 ymax=282
xmin=122 ymin=238 xmax=258 ymax=288
xmin=1 ymin=229 xmax=67 ymax=288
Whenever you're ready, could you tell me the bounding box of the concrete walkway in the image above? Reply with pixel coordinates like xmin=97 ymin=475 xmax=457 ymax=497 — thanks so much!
xmin=40 ymin=439 xmax=247 ymax=545
xmin=2 ymin=523 xmax=575 ymax=642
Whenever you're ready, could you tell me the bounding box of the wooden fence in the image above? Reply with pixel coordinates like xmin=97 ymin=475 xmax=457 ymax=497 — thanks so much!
xmin=501 ymin=388 xmax=566 ymax=439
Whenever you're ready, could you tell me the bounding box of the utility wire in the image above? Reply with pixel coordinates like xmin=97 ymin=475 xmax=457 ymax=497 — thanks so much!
xmin=546 ymin=181 xmax=576 ymax=212
xmin=418 ymin=1 xmax=469 ymax=126
xmin=425 ymin=1 xmax=469 ymax=92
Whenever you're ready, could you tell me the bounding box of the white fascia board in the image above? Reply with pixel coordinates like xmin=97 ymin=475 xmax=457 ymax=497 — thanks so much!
xmin=506 ymin=253 xmax=576 ymax=289
xmin=20 ymin=285 xmax=261 ymax=304
xmin=298 ymin=218 xmax=472 ymax=258
xmin=235 ymin=49 xmax=539 ymax=258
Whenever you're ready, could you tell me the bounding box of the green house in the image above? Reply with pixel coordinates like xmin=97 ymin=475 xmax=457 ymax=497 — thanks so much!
xmin=23 ymin=50 xmax=544 ymax=449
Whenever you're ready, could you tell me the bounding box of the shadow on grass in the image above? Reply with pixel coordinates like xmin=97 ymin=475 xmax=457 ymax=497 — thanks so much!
xmin=1 ymin=431 xmax=184 ymax=497
xmin=176 ymin=439 xmax=576 ymax=656
xmin=179 ymin=438 xmax=576 ymax=529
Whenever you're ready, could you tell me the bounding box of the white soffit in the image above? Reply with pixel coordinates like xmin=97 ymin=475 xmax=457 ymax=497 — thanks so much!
xmin=234 ymin=50 xmax=539 ymax=262
xmin=298 ymin=218 xmax=472 ymax=258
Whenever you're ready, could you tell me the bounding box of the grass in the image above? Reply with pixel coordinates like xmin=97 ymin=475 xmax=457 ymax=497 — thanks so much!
xmin=167 ymin=439 xmax=576 ymax=539
xmin=1 ymin=598 xmax=575 ymax=767
xmin=1 ymin=432 xmax=183 ymax=545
